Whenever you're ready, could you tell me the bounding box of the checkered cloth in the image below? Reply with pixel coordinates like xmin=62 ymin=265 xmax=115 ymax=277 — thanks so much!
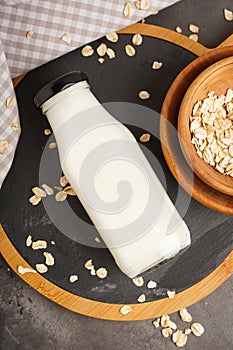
xmin=0 ymin=0 xmax=179 ymax=188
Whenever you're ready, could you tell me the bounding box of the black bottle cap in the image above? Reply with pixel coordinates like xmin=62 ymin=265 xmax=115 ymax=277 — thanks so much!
xmin=34 ymin=71 xmax=88 ymax=108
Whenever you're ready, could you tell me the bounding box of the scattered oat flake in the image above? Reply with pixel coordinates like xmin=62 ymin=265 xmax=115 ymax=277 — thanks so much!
xmin=63 ymin=186 xmax=76 ymax=196
xmin=120 ymin=305 xmax=132 ymax=315
xmin=81 ymin=45 xmax=94 ymax=57
xmin=61 ymin=32 xmax=71 ymax=44
xmin=191 ymin=322 xmax=205 ymax=337
xmin=137 ymin=294 xmax=146 ymax=303
xmin=26 ymin=235 xmax=32 ymax=247
xmin=32 ymin=186 xmax=47 ymax=198
xmin=172 ymin=330 xmax=188 ymax=347
xmin=84 ymin=259 xmax=94 ymax=270
xmin=176 ymin=333 xmax=188 ymax=347
xmin=132 ymin=276 xmax=144 ymax=287
xmin=69 ymin=275 xmax=79 ymax=283
xmin=51 ymin=241 xmax=56 ymax=245
xmin=44 ymin=129 xmax=51 ymax=136
xmin=0 ymin=140 xmax=8 ymax=154
xmin=224 ymin=9 xmax=233 ymax=21
xmin=60 ymin=175 xmax=68 ymax=187
xmin=189 ymin=34 xmax=198 ymax=42
xmin=90 ymin=266 xmax=96 ymax=275
xmin=138 ymin=90 xmax=150 ymax=100
xmin=106 ymin=48 xmax=116 ymax=59
xmin=55 ymin=191 xmax=67 ymax=202
xmin=124 ymin=2 xmax=134 ymax=18
xmin=172 ymin=330 xmax=182 ymax=343
xmin=43 ymin=252 xmax=55 ymax=266
xmin=132 ymin=33 xmax=143 ymax=46
xmin=125 ymin=44 xmax=136 ymax=56
xmin=11 ymin=123 xmax=20 ymax=132
xmin=106 ymin=32 xmax=118 ymax=43
xmin=147 ymin=280 xmax=157 ymax=289
xmin=36 ymin=264 xmax=48 ymax=274
xmin=167 ymin=290 xmax=176 ymax=298
xmin=152 ymin=61 xmax=163 ymax=70
xmin=141 ymin=18 xmax=145 ymax=24
xmin=49 ymin=142 xmax=57 ymax=149
xmin=96 ymin=267 xmax=108 ymax=279
xmin=162 ymin=328 xmax=173 ymax=338
xmin=179 ymin=308 xmax=192 ymax=322
xmin=97 ymin=43 xmax=107 ymax=56
xmin=32 ymin=240 xmax=47 ymax=250
xmin=134 ymin=1 xmax=141 ymax=9
xmin=140 ymin=133 xmax=151 ymax=143
xmin=18 ymin=265 xmax=37 ymax=275
xmin=161 ymin=315 xmax=170 ymax=327
xmin=42 ymin=184 xmax=54 ymax=195
xmin=0 ymin=140 xmax=8 ymax=148
xmin=95 ymin=237 xmax=101 ymax=243
xmin=152 ymin=318 xmax=160 ymax=328
xmin=176 ymin=26 xmax=182 ymax=33
xmin=141 ymin=0 xmax=150 ymax=10
xmin=189 ymin=24 xmax=199 ymax=33
xmin=6 ymin=96 xmax=14 ymax=108
xmin=54 ymin=186 xmax=63 ymax=191
xmin=26 ymin=31 xmax=33 ymax=39
xmin=98 ymin=57 xmax=105 ymax=64
xmin=29 ymin=195 xmax=41 ymax=206
xmin=167 ymin=320 xmax=177 ymax=330
xmin=184 ymin=328 xmax=191 ymax=335
xmin=135 ymin=0 xmax=150 ymax=10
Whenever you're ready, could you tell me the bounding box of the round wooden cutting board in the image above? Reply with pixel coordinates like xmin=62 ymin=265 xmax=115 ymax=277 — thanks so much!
xmin=0 ymin=23 xmax=232 ymax=321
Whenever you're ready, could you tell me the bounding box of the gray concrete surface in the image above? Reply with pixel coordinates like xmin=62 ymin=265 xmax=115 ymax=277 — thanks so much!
xmin=0 ymin=255 xmax=232 ymax=350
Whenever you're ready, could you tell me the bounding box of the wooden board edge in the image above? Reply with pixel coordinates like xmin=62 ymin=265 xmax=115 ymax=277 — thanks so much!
xmin=13 ymin=73 xmax=27 ymax=88
xmin=0 ymin=223 xmax=232 ymax=321
xmin=12 ymin=23 xmax=211 ymax=89
xmin=118 ymin=23 xmax=210 ymax=57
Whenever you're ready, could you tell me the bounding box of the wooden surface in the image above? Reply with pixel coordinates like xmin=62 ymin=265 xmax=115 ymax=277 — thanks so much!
xmin=0 ymin=23 xmax=231 ymax=321
xmin=178 ymin=56 xmax=233 ymax=196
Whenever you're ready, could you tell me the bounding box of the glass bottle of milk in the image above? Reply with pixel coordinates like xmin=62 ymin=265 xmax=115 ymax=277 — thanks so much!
xmin=34 ymin=71 xmax=191 ymax=278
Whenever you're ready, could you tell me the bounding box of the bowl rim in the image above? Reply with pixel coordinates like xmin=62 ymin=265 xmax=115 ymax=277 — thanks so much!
xmin=177 ymin=56 xmax=233 ymax=197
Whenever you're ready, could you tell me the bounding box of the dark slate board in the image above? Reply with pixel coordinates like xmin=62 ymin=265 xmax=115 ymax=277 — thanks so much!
xmin=0 ymin=0 xmax=232 ymax=304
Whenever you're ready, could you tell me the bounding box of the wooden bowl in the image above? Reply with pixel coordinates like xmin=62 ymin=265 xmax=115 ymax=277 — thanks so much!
xmin=178 ymin=56 xmax=233 ymax=196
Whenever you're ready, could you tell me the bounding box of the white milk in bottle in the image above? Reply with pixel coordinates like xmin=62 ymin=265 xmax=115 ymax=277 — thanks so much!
xmin=34 ymin=71 xmax=191 ymax=278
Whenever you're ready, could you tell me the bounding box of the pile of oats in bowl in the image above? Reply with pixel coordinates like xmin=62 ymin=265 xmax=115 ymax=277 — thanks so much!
xmin=190 ymin=88 xmax=233 ymax=176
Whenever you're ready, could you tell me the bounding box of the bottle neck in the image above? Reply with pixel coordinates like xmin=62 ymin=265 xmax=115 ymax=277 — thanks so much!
xmin=42 ymin=80 xmax=92 ymax=113
xmin=41 ymin=80 xmax=100 ymax=133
